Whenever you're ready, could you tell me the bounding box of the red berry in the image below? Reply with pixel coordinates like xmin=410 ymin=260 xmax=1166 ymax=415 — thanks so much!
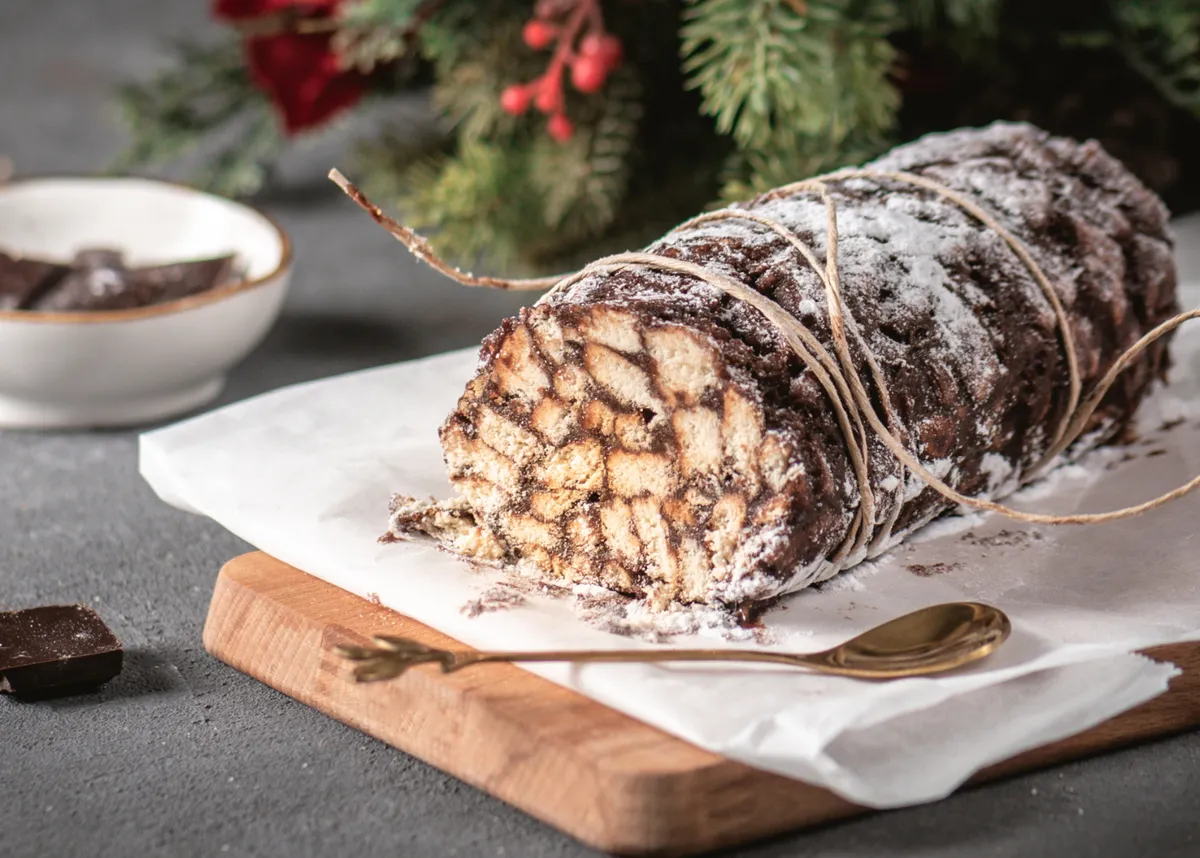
xmin=570 ymin=55 xmax=608 ymax=93
xmin=547 ymin=113 xmax=574 ymax=142
xmin=579 ymin=32 xmax=622 ymax=70
xmin=579 ymin=33 xmax=604 ymax=56
xmin=533 ymin=78 xmax=563 ymax=114
xmin=500 ymin=84 xmax=532 ymax=115
xmin=523 ymin=19 xmax=556 ymax=50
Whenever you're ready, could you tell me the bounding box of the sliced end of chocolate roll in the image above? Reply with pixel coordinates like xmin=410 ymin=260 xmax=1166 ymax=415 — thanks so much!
xmin=402 ymin=302 xmax=811 ymax=608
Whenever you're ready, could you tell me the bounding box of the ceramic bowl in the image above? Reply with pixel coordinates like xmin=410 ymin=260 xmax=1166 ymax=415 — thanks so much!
xmin=0 ymin=177 xmax=292 ymax=428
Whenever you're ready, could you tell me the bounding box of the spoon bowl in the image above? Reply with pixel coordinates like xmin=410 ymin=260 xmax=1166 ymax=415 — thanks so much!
xmin=813 ymin=602 xmax=1012 ymax=678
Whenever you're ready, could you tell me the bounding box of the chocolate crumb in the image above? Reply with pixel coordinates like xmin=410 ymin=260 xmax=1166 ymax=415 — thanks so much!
xmin=1160 ymin=417 xmax=1186 ymax=432
xmin=906 ymin=562 xmax=962 ymax=577
xmin=1147 ymin=448 xmax=1168 ymax=457
xmin=1106 ymin=451 xmax=1140 ymax=470
xmin=961 ymin=529 xmax=1042 ymax=548
xmin=460 ymin=586 xmax=526 ymax=618
xmin=735 ymin=595 xmax=783 ymax=629
xmin=366 ymin=592 xmax=382 ymax=606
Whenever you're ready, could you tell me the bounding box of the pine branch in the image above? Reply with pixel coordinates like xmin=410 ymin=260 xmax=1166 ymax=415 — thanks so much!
xmin=419 ymin=0 xmax=511 ymax=68
xmin=334 ymin=0 xmax=441 ymax=73
xmin=193 ymin=108 xmax=283 ymax=197
xmin=681 ymin=0 xmax=899 ymax=192
xmin=397 ymin=140 xmax=542 ymax=270
xmin=341 ymin=0 xmax=430 ymax=27
xmin=112 ymin=38 xmax=282 ymax=197
xmin=367 ymin=58 xmax=644 ymax=271
xmin=367 ymin=0 xmax=650 ymax=268
xmin=900 ymin=0 xmax=999 ymax=39
xmin=353 ymin=127 xmax=453 ymax=200
xmin=431 ymin=15 xmax=532 ymax=141
xmin=386 ymin=77 xmax=646 ymax=270
xmin=1113 ymin=0 xmax=1200 ymax=118
xmin=530 ymin=64 xmax=643 ymax=244
xmin=717 ymin=126 xmax=886 ymax=201
xmin=680 ymin=0 xmax=902 ymax=152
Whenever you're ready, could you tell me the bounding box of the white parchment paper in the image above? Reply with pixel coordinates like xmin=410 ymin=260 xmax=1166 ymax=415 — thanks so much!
xmin=139 ymin=244 xmax=1200 ymax=809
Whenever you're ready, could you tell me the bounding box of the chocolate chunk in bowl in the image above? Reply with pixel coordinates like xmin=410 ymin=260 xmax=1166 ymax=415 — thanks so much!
xmin=23 ymin=247 xmax=237 ymax=312
xmin=0 ymin=252 xmax=67 ymax=311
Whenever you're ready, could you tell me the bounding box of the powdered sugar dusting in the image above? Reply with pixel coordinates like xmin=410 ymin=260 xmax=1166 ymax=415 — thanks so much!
xmin=980 ymin=452 xmax=1018 ymax=497
xmin=812 ymin=556 xmax=887 ymax=593
xmin=567 ymin=582 xmax=763 ymax=641
xmin=908 ymin=511 xmax=988 ymax=544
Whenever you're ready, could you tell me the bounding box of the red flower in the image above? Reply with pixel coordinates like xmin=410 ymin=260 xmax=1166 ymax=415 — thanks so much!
xmin=214 ymin=0 xmax=366 ymax=135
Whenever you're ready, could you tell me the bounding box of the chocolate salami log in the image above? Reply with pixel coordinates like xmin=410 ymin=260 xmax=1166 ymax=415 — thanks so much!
xmin=392 ymin=123 xmax=1178 ymax=610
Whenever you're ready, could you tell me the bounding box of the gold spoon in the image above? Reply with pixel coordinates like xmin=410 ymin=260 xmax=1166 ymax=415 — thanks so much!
xmin=337 ymin=601 xmax=1011 ymax=682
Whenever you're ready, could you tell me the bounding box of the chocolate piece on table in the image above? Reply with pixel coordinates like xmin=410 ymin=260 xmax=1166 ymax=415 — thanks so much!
xmin=0 ymin=604 xmax=124 ymax=699
xmin=0 ymin=252 xmax=68 ymax=310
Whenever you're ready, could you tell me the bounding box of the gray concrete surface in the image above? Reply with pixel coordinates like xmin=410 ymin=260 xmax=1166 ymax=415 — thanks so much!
xmin=2 ymin=2 xmax=1198 ymax=856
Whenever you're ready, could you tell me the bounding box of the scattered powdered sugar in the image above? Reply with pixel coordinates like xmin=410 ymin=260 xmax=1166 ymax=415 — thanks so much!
xmin=1009 ymin=464 xmax=1089 ymax=501
xmin=796 ymin=297 xmax=820 ymax=317
xmin=907 ymin=511 xmax=988 ymax=544
xmin=452 ymin=559 xmax=767 ymax=641
xmin=719 ymin=467 xmax=884 ymax=602
xmin=812 ymin=556 xmax=887 ymax=593
xmin=1008 ymin=447 xmax=1125 ymax=502
xmin=901 ymin=458 xmax=953 ymax=502
xmin=571 ymin=585 xmax=762 ymax=642
xmin=1133 ymin=382 xmax=1200 ymax=433
xmin=571 ymin=583 xmax=616 ymax=599
xmin=979 ymin=452 xmax=1019 ymax=498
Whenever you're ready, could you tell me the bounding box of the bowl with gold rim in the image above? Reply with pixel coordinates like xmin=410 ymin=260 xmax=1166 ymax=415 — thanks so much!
xmin=0 ymin=176 xmax=292 ymax=428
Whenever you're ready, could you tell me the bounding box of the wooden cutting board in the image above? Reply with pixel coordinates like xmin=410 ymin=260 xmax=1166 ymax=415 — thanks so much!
xmin=204 ymin=551 xmax=1200 ymax=857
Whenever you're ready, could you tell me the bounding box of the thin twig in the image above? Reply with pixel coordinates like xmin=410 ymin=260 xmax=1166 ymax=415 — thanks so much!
xmin=327 ymin=168 xmax=564 ymax=291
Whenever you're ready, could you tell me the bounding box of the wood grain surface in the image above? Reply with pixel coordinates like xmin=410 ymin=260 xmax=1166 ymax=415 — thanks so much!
xmin=203 ymin=552 xmax=1200 ymax=857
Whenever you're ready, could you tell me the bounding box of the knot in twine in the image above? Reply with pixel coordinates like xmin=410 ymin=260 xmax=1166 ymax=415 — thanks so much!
xmin=329 ymin=167 xmax=1200 ymax=569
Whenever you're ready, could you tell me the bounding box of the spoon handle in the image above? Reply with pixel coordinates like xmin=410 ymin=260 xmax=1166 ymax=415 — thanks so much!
xmin=336 ymin=636 xmax=849 ymax=681
xmin=452 ymin=648 xmax=816 ymax=671
xmin=336 ymin=601 xmax=1010 ymax=681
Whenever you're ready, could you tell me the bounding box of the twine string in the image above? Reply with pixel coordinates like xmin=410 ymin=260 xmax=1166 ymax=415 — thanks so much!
xmin=329 ymin=167 xmax=1200 ymax=569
